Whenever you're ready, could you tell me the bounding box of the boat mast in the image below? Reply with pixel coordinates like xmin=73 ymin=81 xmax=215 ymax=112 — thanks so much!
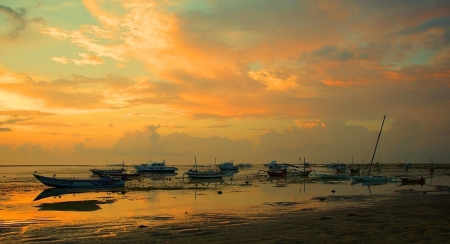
xmin=367 ymin=115 xmax=386 ymax=176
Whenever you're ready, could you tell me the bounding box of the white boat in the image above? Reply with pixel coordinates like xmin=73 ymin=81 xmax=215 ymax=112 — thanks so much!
xmin=135 ymin=160 xmax=178 ymax=173
xmin=351 ymin=115 xmax=391 ymax=182
xmin=218 ymin=161 xmax=239 ymax=171
xmin=33 ymin=174 xmax=125 ymax=188
xmin=184 ymin=157 xmax=225 ymax=179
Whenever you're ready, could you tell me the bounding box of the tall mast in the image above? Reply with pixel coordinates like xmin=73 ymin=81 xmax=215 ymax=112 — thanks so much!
xmin=368 ymin=115 xmax=386 ymax=176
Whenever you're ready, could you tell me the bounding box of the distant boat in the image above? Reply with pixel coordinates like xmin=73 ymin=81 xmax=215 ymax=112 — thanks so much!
xmin=184 ymin=157 xmax=225 ymax=179
xmin=135 ymin=160 xmax=178 ymax=173
xmin=348 ymin=156 xmax=361 ymax=173
xmin=351 ymin=115 xmax=391 ymax=182
xmin=218 ymin=160 xmax=239 ymax=171
xmin=397 ymin=176 xmax=425 ymax=185
xmin=33 ymin=174 xmax=125 ymax=188
xmin=264 ymin=160 xmax=289 ymax=169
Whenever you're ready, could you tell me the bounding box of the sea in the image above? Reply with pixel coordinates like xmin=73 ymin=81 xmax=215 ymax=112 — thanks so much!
xmin=1 ymin=163 xmax=449 ymax=243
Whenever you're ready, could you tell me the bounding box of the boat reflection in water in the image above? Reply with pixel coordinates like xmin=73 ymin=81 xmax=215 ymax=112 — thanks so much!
xmin=140 ymin=172 xmax=178 ymax=181
xmin=33 ymin=187 xmax=127 ymax=201
xmin=182 ymin=177 xmax=232 ymax=188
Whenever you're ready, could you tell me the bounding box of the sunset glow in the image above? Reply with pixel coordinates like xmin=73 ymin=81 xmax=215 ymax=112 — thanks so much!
xmin=0 ymin=1 xmax=449 ymax=165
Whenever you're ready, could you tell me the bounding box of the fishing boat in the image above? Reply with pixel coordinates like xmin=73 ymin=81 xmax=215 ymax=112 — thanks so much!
xmin=217 ymin=160 xmax=239 ymax=171
xmin=351 ymin=115 xmax=392 ymax=182
xmin=89 ymin=162 xmax=126 ymax=176
xmin=349 ymin=156 xmax=361 ymax=173
xmin=297 ymin=157 xmax=313 ymax=176
xmin=349 ymin=165 xmax=361 ymax=173
xmin=33 ymin=174 xmax=126 ymax=188
xmin=397 ymin=176 xmax=425 ymax=185
xmin=267 ymin=168 xmax=287 ymax=177
xmin=135 ymin=160 xmax=178 ymax=173
xmin=184 ymin=157 xmax=225 ymax=179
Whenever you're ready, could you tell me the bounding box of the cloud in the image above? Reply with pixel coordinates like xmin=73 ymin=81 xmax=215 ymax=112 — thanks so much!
xmin=16 ymin=142 xmax=44 ymax=155
xmin=51 ymin=56 xmax=70 ymax=64
xmin=0 ymin=4 xmax=44 ymax=41
xmin=72 ymin=53 xmax=104 ymax=65
xmin=0 ymin=127 xmax=11 ymax=132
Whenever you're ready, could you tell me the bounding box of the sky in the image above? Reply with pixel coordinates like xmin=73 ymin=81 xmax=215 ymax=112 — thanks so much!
xmin=0 ymin=0 xmax=449 ymax=166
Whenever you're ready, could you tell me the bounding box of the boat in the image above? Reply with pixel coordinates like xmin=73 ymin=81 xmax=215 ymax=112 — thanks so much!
xmin=135 ymin=160 xmax=178 ymax=173
xmin=296 ymin=157 xmax=313 ymax=176
xmin=217 ymin=160 xmax=239 ymax=171
xmin=351 ymin=115 xmax=392 ymax=182
xmin=397 ymin=176 xmax=425 ymax=185
xmin=349 ymin=156 xmax=361 ymax=173
xmin=33 ymin=174 xmax=126 ymax=188
xmin=184 ymin=157 xmax=225 ymax=179
xmin=267 ymin=168 xmax=287 ymax=177
xmin=264 ymin=160 xmax=289 ymax=169
xmin=89 ymin=163 xmax=126 ymax=176
xmin=349 ymin=165 xmax=361 ymax=173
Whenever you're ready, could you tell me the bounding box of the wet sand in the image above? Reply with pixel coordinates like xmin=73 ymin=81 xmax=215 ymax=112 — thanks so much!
xmin=5 ymin=186 xmax=449 ymax=244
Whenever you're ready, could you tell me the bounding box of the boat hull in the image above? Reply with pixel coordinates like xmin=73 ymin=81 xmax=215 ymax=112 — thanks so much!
xmin=351 ymin=175 xmax=391 ymax=182
xmin=33 ymin=174 xmax=126 ymax=188
xmin=135 ymin=167 xmax=178 ymax=173
xmin=90 ymin=168 xmax=125 ymax=175
xmin=185 ymin=171 xmax=224 ymax=179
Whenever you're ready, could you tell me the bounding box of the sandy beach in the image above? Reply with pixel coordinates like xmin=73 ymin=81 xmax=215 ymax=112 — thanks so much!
xmin=86 ymin=187 xmax=450 ymax=244
xmin=3 ymin=185 xmax=449 ymax=244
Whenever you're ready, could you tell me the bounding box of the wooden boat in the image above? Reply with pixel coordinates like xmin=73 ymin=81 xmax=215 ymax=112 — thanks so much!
xmin=33 ymin=174 xmax=126 ymax=188
xmin=397 ymin=176 xmax=425 ymax=185
xmin=184 ymin=157 xmax=225 ymax=179
xmin=351 ymin=115 xmax=391 ymax=182
xmin=267 ymin=168 xmax=287 ymax=177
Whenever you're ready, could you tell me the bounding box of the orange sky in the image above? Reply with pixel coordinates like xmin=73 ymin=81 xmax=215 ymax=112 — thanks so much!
xmin=0 ymin=0 xmax=449 ymax=165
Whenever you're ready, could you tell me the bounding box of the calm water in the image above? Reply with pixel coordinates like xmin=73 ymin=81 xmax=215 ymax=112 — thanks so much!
xmin=1 ymin=163 xmax=449 ymax=242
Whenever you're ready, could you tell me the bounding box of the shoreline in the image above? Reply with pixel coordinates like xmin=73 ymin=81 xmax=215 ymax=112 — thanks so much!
xmin=3 ymin=185 xmax=448 ymax=244
xmin=92 ymin=188 xmax=450 ymax=244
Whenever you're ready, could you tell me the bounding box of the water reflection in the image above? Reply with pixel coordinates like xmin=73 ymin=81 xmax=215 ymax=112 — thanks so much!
xmin=182 ymin=177 xmax=233 ymax=188
xmin=33 ymin=187 xmax=127 ymax=201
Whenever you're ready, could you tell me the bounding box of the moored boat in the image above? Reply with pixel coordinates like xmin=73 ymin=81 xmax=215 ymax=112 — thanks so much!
xmin=397 ymin=176 xmax=425 ymax=185
xmin=185 ymin=165 xmax=225 ymax=179
xmin=218 ymin=160 xmax=239 ymax=171
xmin=33 ymin=174 xmax=126 ymax=188
xmin=184 ymin=157 xmax=224 ymax=179
xmin=135 ymin=160 xmax=178 ymax=173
